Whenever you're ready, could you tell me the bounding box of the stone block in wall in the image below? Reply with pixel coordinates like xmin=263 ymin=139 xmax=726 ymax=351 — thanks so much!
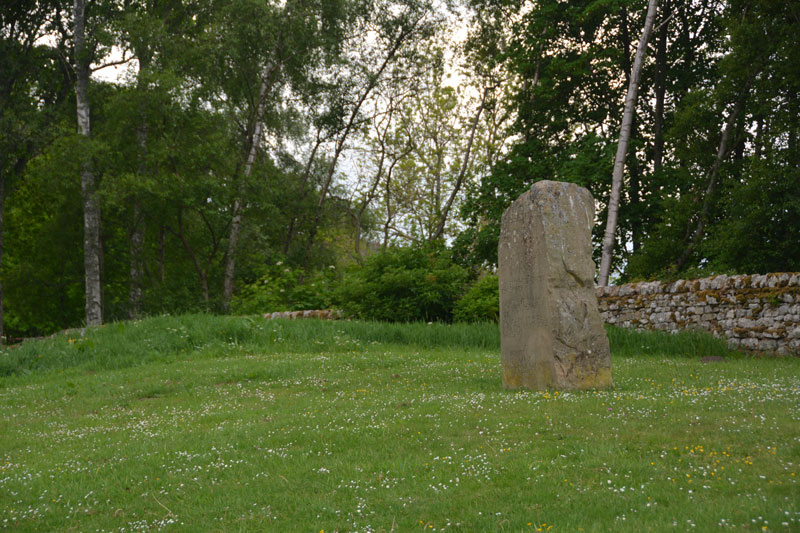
xmin=619 ymin=285 xmax=634 ymax=296
xmin=758 ymin=339 xmax=778 ymax=351
xmin=737 ymin=317 xmax=756 ymax=328
xmin=709 ymin=275 xmax=730 ymax=290
xmin=639 ymin=281 xmax=661 ymax=295
xmin=737 ymin=338 xmax=759 ymax=349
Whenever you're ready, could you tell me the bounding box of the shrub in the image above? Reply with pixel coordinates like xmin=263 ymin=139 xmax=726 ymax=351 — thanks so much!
xmin=453 ymin=274 xmax=499 ymax=322
xmin=231 ymin=262 xmax=338 ymax=314
xmin=336 ymin=247 xmax=468 ymax=322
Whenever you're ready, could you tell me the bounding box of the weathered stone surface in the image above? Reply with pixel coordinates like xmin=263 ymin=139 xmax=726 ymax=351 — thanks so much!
xmin=498 ymin=180 xmax=613 ymax=390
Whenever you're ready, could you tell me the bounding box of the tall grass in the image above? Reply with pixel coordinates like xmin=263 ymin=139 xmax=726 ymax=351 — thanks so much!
xmin=1 ymin=313 xmax=739 ymax=378
xmin=605 ymin=324 xmax=734 ymax=358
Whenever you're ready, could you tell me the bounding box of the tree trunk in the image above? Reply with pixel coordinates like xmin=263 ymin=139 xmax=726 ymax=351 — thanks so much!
xmin=222 ymin=0 xmax=299 ymax=310
xmin=158 ymin=225 xmax=166 ymax=282
xmin=302 ymin=19 xmax=419 ymax=268
xmin=74 ymin=0 xmax=103 ymax=325
xmin=675 ymin=80 xmax=751 ymax=272
xmin=170 ymin=207 xmax=210 ymax=303
xmin=130 ymin=200 xmax=144 ymax=316
xmin=652 ymin=0 xmax=669 ymax=172
xmin=283 ymin=128 xmax=324 ymax=255
xmin=130 ymin=121 xmax=147 ymax=318
xmin=598 ymin=0 xmax=659 ymax=287
xmin=355 ymin=147 xmax=386 ymax=257
xmin=222 ymin=60 xmax=277 ymax=312
xmin=382 ymin=165 xmax=395 ymax=249
xmin=628 ymin=117 xmax=642 ymax=253
xmin=129 ymin=52 xmax=152 ymax=318
xmin=430 ymin=88 xmax=487 ymax=242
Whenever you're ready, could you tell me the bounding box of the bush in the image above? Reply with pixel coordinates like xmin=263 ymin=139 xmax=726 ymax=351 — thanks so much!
xmin=453 ymin=274 xmax=499 ymax=322
xmin=231 ymin=262 xmax=338 ymax=314
xmin=336 ymin=247 xmax=468 ymax=322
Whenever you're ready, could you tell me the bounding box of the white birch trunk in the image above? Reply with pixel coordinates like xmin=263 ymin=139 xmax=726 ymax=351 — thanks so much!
xmin=222 ymin=60 xmax=275 ymax=310
xmin=598 ymin=0 xmax=659 ymax=286
xmin=74 ymin=0 xmax=103 ymax=325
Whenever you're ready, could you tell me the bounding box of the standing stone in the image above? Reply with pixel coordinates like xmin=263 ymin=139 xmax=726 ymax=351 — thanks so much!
xmin=499 ymin=180 xmax=612 ymax=390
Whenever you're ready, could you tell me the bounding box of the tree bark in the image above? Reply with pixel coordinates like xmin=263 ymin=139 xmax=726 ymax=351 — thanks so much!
xmin=158 ymin=225 xmax=166 ymax=282
xmin=675 ymin=80 xmax=751 ymax=272
xmin=355 ymin=143 xmax=386 ymax=257
xmin=283 ymin=128 xmax=325 ymax=255
xmin=628 ymin=117 xmax=642 ymax=253
xmin=223 ymin=0 xmax=300 ymax=310
xmin=598 ymin=0 xmax=659 ymax=287
xmin=129 ymin=50 xmax=153 ymax=318
xmin=130 ymin=113 xmax=147 ymax=318
xmin=74 ymin=0 xmax=103 ymax=325
xmin=169 ymin=207 xmax=210 ymax=303
xmin=430 ymin=88 xmax=488 ymax=242
xmin=129 ymin=199 xmax=144 ymax=316
xmin=652 ymin=0 xmax=669 ymax=172
xmin=222 ymin=59 xmax=277 ymax=311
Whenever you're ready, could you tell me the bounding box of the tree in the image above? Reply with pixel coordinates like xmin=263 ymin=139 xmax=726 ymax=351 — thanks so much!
xmin=459 ymin=0 xmax=627 ymax=267
xmin=598 ymin=0 xmax=659 ymax=286
xmin=205 ymin=0 xmax=351 ymax=310
xmin=73 ymin=0 xmax=103 ymax=325
xmin=625 ymin=0 xmax=800 ymax=278
xmin=296 ymin=0 xmax=438 ymax=267
xmin=0 ymin=0 xmax=64 ymax=341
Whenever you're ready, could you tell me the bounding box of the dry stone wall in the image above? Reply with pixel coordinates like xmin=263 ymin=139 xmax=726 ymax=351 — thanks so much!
xmin=596 ymin=273 xmax=800 ymax=355
xmin=263 ymin=309 xmax=342 ymax=320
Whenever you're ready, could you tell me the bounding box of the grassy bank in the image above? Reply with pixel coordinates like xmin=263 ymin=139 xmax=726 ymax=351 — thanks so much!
xmin=1 ymin=314 xmax=736 ymax=378
xmin=1 ymin=315 xmax=798 ymax=531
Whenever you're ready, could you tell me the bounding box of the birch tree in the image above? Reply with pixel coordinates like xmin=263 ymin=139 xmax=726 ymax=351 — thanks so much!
xmin=299 ymin=0 xmax=436 ymax=268
xmin=73 ymin=0 xmax=103 ymax=325
xmin=218 ymin=0 xmax=348 ymax=310
xmin=598 ymin=0 xmax=659 ymax=287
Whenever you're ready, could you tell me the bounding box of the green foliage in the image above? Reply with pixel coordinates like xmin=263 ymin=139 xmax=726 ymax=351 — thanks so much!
xmin=231 ymin=261 xmax=339 ymax=314
xmin=704 ymin=161 xmax=800 ymax=274
xmin=336 ymin=247 xmax=468 ymax=322
xmin=462 ymin=0 xmax=799 ymax=279
xmin=453 ymin=274 xmax=499 ymax=323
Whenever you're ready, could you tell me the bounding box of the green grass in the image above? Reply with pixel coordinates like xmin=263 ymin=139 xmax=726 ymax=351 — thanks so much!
xmin=1 ymin=315 xmax=798 ymax=531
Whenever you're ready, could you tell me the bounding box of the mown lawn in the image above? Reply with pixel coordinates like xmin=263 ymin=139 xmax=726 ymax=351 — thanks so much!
xmin=1 ymin=315 xmax=798 ymax=531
